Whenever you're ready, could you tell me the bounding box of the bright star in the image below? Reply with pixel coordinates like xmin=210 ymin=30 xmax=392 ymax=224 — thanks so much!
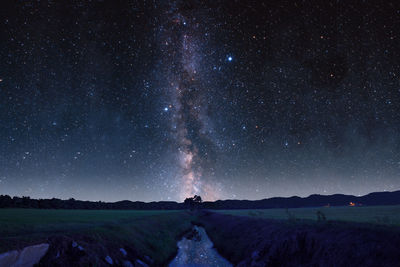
xmin=164 ymin=107 xmax=169 ymax=111
xmin=284 ymin=141 xmax=289 ymax=147
xmin=228 ymin=56 xmax=233 ymax=61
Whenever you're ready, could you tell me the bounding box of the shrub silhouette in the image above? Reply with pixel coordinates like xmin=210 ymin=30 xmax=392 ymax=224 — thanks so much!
xmin=316 ymin=210 xmax=326 ymax=221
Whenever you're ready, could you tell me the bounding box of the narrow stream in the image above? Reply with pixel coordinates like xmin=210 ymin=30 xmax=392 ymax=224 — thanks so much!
xmin=169 ymin=226 xmax=232 ymax=267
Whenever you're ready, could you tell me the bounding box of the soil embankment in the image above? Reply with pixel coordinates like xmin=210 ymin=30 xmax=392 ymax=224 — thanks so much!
xmin=196 ymin=211 xmax=400 ymax=267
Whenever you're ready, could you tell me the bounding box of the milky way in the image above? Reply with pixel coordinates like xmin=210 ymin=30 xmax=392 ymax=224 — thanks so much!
xmin=158 ymin=5 xmax=220 ymax=200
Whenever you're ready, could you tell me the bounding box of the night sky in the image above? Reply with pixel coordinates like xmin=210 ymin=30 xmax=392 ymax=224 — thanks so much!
xmin=1 ymin=1 xmax=399 ymax=202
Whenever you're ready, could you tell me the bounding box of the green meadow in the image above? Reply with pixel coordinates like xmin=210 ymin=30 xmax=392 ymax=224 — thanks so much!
xmin=216 ymin=205 xmax=400 ymax=225
xmin=0 ymin=209 xmax=193 ymax=264
xmin=1 ymin=206 xmax=399 ymax=265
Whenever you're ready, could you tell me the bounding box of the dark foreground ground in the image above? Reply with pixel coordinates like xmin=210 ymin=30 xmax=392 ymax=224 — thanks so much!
xmin=196 ymin=211 xmax=400 ymax=267
xmin=2 ymin=208 xmax=400 ymax=266
xmin=0 ymin=209 xmax=193 ymax=266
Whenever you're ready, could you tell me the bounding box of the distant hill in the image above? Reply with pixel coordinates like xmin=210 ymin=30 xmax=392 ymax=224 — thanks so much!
xmin=1 ymin=190 xmax=400 ymax=210
xmin=0 ymin=195 xmax=183 ymax=210
xmin=202 ymin=190 xmax=400 ymax=209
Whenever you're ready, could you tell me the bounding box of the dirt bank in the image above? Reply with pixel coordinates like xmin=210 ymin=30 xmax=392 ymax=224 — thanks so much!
xmin=196 ymin=211 xmax=400 ymax=267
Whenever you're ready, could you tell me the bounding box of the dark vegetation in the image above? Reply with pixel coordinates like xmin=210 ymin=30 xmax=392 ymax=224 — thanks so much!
xmin=184 ymin=195 xmax=202 ymax=210
xmin=0 ymin=209 xmax=193 ymax=266
xmin=1 ymin=192 xmax=399 ymax=265
xmin=1 ymin=203 xmax=400 ymax=266
xmin=2 ymin=190 xmax=400 ymax=210
xmin=0 ymin=195 xmax=183 ymax=210
xmin=196 ymin=211 xmax=400 ymax=267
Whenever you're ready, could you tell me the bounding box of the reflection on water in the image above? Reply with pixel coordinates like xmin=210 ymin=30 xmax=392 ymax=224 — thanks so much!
xmin=169 ymin=226 xmax=232 ymax=267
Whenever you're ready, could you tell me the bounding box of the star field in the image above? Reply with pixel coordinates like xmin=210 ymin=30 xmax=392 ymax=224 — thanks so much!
xmin=0 ymin=1 xmax=399 ymax=202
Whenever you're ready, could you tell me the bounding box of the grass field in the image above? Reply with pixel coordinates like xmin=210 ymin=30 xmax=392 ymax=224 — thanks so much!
xmin=0 ymin=209 xmax=193 ymax=264
xmin=1 ymin=206 xmax=399 ymax=265
xmin=215 ymin=205 xmax=400 ymax=225
xmin=196 ymin=210 xmax=400 ymax=266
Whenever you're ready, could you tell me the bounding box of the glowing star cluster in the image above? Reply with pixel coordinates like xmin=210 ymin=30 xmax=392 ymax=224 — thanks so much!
xmin=158 ymin=9 xmax=220 ymax=201
xmin=179 ymin=150 xmax=200 ymax=197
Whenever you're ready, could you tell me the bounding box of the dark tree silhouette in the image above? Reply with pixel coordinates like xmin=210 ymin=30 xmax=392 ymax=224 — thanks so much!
xmin=184 ymin=195 xmax=202 ymax=210
xmin=193 ymin=195 xmax=202 ymax=203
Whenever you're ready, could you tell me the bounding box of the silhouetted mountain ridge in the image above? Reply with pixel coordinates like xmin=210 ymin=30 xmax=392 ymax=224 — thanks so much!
xmin=203 ymin=190 xmax=400 ymax=209
xmin=1 ymin=190 xmax=399 ymax=209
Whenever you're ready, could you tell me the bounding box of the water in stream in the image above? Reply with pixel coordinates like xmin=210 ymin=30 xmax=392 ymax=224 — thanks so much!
xmin=169 ymin=226 xmax=232 ymax=267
